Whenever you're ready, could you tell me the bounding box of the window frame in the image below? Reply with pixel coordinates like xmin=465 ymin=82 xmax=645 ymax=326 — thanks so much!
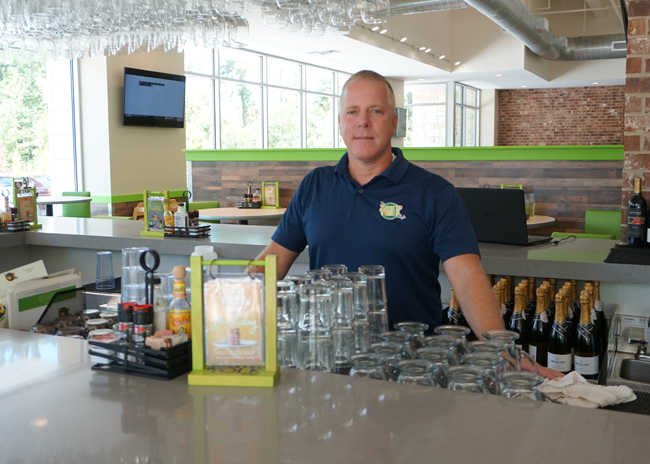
xmin=453 ymin=83 xmax=480 ymax=147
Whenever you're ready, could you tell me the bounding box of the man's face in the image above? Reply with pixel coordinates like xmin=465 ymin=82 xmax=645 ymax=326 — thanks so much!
xmin=338 ymin=79 xmax=398 ymax=166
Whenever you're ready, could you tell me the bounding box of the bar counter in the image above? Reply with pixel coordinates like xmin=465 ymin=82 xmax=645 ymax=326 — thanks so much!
xmin=0 ymin=328 xmax=648 ymax=464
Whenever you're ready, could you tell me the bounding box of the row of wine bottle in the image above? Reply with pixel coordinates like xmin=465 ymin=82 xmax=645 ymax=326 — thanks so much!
xmin=444 ymin=276 xmax=607 ymax=379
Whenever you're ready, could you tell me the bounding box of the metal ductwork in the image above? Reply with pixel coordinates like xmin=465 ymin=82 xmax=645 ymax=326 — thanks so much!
xmin=388 ymin=0 xmax=627 ymax=61
xmin=461 ymin=0 xmax=626 ymax=60
xmin=389 ymin=0 xmax=468 ymax=15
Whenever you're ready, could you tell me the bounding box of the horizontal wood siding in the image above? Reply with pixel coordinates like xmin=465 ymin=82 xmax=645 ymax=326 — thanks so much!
xmin=191 ymin=159 xmax=623 ymax=232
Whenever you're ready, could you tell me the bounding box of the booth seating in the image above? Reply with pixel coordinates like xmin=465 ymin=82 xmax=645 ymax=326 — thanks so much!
xmin=62 ymin=191 xmax=91 ymax=218
xmin=550 ymin=209 xmax=621 ymax=240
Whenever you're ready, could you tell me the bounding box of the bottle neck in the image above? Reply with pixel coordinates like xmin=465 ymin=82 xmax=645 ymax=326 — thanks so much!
xmin=554 ymin=297 xmax=566 ymax=323
xmin=579 ymin=298 xmax=591 ymax=325
xmin=173 ymin=279 xmax=187 ymax=299
xmin=634 ymin=179 xmax=642 ymax=194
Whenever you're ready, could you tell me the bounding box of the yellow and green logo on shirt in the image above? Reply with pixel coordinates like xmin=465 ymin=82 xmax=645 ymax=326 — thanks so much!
xmin=379 ymin=201 xmax=406 ymax=221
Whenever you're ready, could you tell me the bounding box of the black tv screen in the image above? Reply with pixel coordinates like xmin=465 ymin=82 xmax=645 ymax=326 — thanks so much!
xmin=123 ymin=67 xmax=186 ymax=128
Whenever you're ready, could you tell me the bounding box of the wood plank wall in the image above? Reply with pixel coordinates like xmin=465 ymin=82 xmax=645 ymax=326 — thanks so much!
xmin=191 ymin=159 xmax=623 ymax=233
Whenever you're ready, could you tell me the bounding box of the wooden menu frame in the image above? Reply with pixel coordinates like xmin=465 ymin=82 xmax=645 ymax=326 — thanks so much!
xmin=261 ymin=181 xmax=280 ymax=209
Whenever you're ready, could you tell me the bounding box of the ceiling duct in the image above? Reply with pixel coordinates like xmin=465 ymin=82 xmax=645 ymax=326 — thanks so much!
xmin=389 ymin=0 xmax=468 ymax=15
xmin=461 ymin=0 xmax=626 ymax=60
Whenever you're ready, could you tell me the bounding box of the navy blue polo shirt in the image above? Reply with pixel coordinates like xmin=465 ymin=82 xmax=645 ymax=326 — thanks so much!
xmin=272 ymin=147 xmax=480 ymax=333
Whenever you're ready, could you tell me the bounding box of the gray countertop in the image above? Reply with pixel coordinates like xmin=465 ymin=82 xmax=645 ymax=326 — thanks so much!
xmin=1 ymin=329 xmax=648 ymax=464
xmin=4 ymin=217 xmax=649 ymax=283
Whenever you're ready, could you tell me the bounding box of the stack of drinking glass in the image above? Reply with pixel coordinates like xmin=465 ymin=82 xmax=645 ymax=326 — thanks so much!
xmin=275 ymin=266 xmax=544 ymax=401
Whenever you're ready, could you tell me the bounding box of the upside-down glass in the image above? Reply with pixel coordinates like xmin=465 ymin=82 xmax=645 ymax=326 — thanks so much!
xmin=297 ymin=284 xmax=334 ymax=371
xmin=359 ymin=265 xmax=388 ymax=342
xmin=446 ymin=366 xmax=489 ymax=394
xmin=468 ymin=340 xmax=512 ymax=373
xmin=395 ymin=321 xmax=429 ymax=351
xmin=498 ymin=371 xmax=545 ymax=401
xmin=277 ymin=280 xmax=299 ymax=368
xmin=322 ymin=264 xmax=348 ymax=275
xmin=349 ymin=354 xmax=388 ymax=380
xmin=482 ymin=330 xmax=538 ymax=374
xmin=121 ymin=247 xmax=149 ymax=304
xmin=343 ymin=272 xmax=371 ymax=353
xmin=423 ymin=335 xmax=462 ymax=364
xmin=396 ymin=360 xmax=438 ymax=387
xmin=371 ymin=341 xmax=405 ymax=382
xmin=415 ymin=346 xmax=455 ymax=387
xmin=306 ymin=269 xmax=332 ymax=283
xmin=325 ymin=277 xmax=355 ymax=373
xmin=461 ymin=352 xmax=506 ymax=395
xmin=379 ymin=331 xmax=413 ymax=359
xmin=434 ymin=325 xmax=471 ymax=354
xmin=95 ymin=251 xmax=115 ymax=290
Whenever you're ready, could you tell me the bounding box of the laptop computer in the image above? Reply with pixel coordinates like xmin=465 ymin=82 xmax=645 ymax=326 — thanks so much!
xmin=456 ymin=187 xmax=553 ymax=246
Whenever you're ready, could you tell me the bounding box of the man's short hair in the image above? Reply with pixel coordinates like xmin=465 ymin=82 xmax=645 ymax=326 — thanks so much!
xmin=340 ymin=70 xmax=396 ymax=112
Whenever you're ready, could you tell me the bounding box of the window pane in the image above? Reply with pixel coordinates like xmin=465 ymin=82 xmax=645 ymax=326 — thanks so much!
xmin=465 ymin=108 xmax=477 ymax=146
xmin=306 ymin=94 xmax=333 ymax=148
xmin=455 ymin=84 xmax=463 ymax=104
xmin=268 ymin=58 xmax=300 ymax=89
xmin=184 ymin=46 xmax=213 ymax=75
xmin=454 ymin=106 xmax=462 ymax=147
xmin=219 ymin=49 xmax=261 ymax=83
xmin=404 ymin=105 xmax=446 ymax=147
xmin=220 ymin=81 xmax=262 ymax=149
xmin=306 ymin=66 xmax=333 ymax=93
xmin=268 ymin=88 xmax=300 ymax=148
xmin=337 ymin=72 xmax=350 ymax=95
xmin=186 ymin=76 xmax=214 ymax=149
xmin=335 ymin=97 xmax=345 ymax=148
xmin=465 ymin=88 xmax=478 ymax=107
xmin=406 ymin=84 xmax=446 ymax=104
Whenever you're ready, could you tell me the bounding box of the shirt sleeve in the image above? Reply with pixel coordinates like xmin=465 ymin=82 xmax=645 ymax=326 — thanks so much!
xmin=271 ymin=176 xmax=309 ymax=254
xmin=431 ymin=184 xmax=481 ymax=263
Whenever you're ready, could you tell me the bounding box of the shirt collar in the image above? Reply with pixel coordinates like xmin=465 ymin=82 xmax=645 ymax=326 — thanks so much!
xmin=334 ymin=147 xmax=409 ymax=185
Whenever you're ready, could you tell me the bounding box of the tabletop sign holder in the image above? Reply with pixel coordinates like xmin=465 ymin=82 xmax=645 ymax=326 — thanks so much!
xmin=140 ymin=190 xmax=169 ymax=237
xmin=261 ymin=181 xmax=280 ymax=209
xmin=12 ymin=179 xmax=41 ymax=229
xmin=187 ymin=255 xmax=279 ymax=388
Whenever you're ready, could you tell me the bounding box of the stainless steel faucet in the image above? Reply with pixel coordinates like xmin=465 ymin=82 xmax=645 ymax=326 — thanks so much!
xmin=628 ymin=339 xmax=650 ymax=362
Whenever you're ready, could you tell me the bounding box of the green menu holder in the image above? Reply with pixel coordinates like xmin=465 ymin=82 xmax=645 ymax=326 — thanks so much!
xmin=187 ymin=255 xmax=279 ymax=388
xmin=12 ymin=180 xmax=41 ymax=230
xmin=261 ymin=181 xmax=280 ymax=209
xmin=140 ymin=189 xmax=169 ymax=237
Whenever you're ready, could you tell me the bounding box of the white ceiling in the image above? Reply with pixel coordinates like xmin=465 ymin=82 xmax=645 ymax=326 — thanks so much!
xmin=243 ymin=0 xmax=627 ymax=90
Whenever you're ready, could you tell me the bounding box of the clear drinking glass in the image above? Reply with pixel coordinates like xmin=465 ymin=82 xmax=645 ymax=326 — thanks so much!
xmin=396 ymin=360 xmax=438 ymax=387
xmin=482 ymin=330 xmax=538 ymax=374
xmin=371 ymin=341 xmax=405 ymax=382
xmin=378 ymin=331 xmax=413 ymax=359
xmin=121 ymin=247 xmax=149 ymax=304
xmin=298 ymin=284 xmax=331 ymax=331
xmin=446 ymin=366 xmax=489 ymax=394
xmin=95 ymin=251 xmax=115 ymax=290
xmin=498 ymin=371 xmax=545 ymax=401
xmin=423 ymin=335 xmax=462 ymax=364
xmin=343 ymin=272 xmax=371 ymax=353
xmin=415 ymin=346 xmax=455 ymax=387
xmin=297 ymin=284 xmax=334 ymax=372
xmin=434 ymin=325 xmax=471 ymax=354
xmin=322 ymin=264 xmax=348 ymax=275
xmin=297 ymin=329 xmax=334 ymax=372
xmin=468 ymin=340 xmax=513 ymax=373
xmin=277 ymin=279 xmax=298 ymax=330
xmin=306 ymin=269 xmax=332 ymax=283
xmin=349 ymin=353 xmax=387 ymax=380
xmin=278 ymin=328 xmax=298 ymax=368
xmin=359 ymin=265 xmax=388 ymax=342
xmin=395 ymin=321 xmax=429 ymax=351
xmin=326 ymin=276 xmax=354 ymax=326
xmin=461 ymin=352 xmax=505 ymax=394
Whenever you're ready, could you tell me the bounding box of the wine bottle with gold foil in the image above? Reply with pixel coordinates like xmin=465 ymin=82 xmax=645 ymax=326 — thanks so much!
xmin=528 ymin=286 xmax=551 ymax=366
xmin=524 ymin=277 xmax=537 ymax=328
xmin=443 ymin=288 xmax=467 ymax=327
xmin=547 ymin=293 xmax=573 ymax=374
xmin=508 ymin=285 xmax=529 ymax=351
xmin=575 ymin=293 xmax=600 ymax=380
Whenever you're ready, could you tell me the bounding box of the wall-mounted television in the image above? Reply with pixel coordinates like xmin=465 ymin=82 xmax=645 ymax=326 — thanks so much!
xmin=123 ymin=67 xmax=186 ymax=128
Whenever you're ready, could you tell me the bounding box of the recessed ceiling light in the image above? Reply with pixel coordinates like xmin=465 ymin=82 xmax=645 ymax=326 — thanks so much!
xmin=521 ymin=85 xmax=527 ymax=88
xmin=418 ymin=45 xmax=426 ymax=51
xmin=496 ymin=74 xmax=503 ymax=77
xmin=593 ymin=81 xmax=599 ymax=85
xmin=425 ymin=48 xmax=431 ymax=53
xmin=371 ymin=26 xmax=380 ymax=31
xmin=379 ymin=29 xmax=387 ymax=34
xmin=400 ymin=37 xmax=407 ymax=42
xmin=438 ymin=55 xmax=445 ymax=59
xmin=418 ymin=78 xmax=425 ymax=81
xmin=454 ymin=61 xmax=461 ymax=65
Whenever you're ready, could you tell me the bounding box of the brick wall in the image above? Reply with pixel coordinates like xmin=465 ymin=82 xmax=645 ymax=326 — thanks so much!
xmin=622 ymin=0 xmax=650 ymax=240
xmin=498 ymin=86 xmax=625 ymax=146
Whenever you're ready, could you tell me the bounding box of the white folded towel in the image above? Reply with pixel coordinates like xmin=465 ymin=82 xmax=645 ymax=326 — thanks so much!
xmin=538 ymin=371 xmax=637 ymax=408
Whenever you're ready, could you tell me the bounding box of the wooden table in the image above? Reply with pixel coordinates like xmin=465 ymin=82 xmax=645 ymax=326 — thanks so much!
xmin=526 ymin=215 xmax=556 ymax=229
xmin=198 ymin=207 xmax=287 ymax=224
xmin=36 ymin=196 xmax=92 ymax=216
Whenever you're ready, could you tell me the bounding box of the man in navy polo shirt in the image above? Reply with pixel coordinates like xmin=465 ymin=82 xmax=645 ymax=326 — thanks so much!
xmin=256 ymin=70 xmax=559 ymax=378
